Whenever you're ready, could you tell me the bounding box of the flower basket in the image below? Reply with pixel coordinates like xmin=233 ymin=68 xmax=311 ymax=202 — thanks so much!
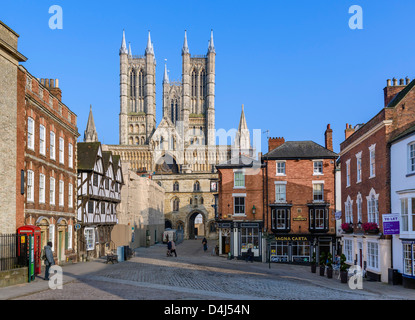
xmin=341 ymin=223 xmax=353 ymax=234
xmin=362 ymin=222 xmax=379 ymax=234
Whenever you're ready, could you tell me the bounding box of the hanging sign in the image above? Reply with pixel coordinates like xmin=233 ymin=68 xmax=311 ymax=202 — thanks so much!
xmin=383 ymin=213 xmax=400 ymax=235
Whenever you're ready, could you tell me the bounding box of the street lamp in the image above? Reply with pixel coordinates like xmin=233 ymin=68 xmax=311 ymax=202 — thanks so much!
xmin=252 ymin=205 xmax=256 ymax=215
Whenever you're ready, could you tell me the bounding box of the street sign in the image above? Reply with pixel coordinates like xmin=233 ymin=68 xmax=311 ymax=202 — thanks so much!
xmin=383 ymin=213 xmax=400 ymax=235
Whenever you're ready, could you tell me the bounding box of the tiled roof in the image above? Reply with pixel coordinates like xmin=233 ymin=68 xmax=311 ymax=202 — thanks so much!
xmin=263 ymin=141 xmax=338 ymax=160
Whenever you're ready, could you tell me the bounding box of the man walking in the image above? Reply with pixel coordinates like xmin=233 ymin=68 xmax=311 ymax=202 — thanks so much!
xmin=42 ymin=241 xmax=55 ymax=280
xmin=170 ymin=240 xmax=177 ymax=257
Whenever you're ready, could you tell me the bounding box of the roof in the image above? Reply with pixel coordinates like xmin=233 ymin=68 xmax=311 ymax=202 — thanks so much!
xmin=77 ymin=142 xmax=101 ymax=171
xmin=263 ymin=141 xmax=338 ymax=160
xmin=389 ymin=123 xmax=415 ymax=144
xmin=216 ymin=154 xmax=263 ymax=169
xmin=386 ymin=79 xmax=415 ymax=109
xmin=102 ymin=151 xmax=112 ymax=172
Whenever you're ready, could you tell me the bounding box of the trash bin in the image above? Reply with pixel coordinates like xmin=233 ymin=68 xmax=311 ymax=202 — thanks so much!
xmin=117 ymin=246 xmax=124 ymax=262
xmin=388 ymin=268 xmax=402 ymax=285
xmin=124 ymin=246 xmax=129 ymax=260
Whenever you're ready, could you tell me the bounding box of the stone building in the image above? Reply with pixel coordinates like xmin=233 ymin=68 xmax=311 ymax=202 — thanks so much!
xmin=104 ymin=30 xmax=249 ymax=240
xmin=0 ymin=20 xmax=27 ymax=234
xmin=339 ymin=77 xmax=415 ymax=282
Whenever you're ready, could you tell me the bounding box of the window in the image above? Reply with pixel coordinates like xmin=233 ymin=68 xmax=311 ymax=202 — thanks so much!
xmin=241 ymin=227 xmax=259 ymax=250
xmin=292 ymin=241 xmax=310 ymax=260
xmin=403 ymin=243 xmax=415 ymax=276
xmin=369 ymin=144 xmax=376 ymax=178
xmin=346 ymin=159 xmax=351 ymax=187
xmin=173 ymin=181 xmax=179 ymax=192
xmin=367 ymin=189 xmax=379 ymax=224
xmin=67 ymin=225 xmax=73 ymax=250
xmin=39 ymin=125 xmax=46 ymax=155
xmin=68 ymin=143 xmax=73 ymax=168
xmin=275 ymin=183 xmax=286 ymax=203
xmin=367 ymin=242 xmax=379 ymax=270
xmin=409 ymin=142 xmax=415 ymax=174
xmin=93 ymin=173 xmax=98 ymax=187
xmin=276 ymin=161 xmax=286 ymax=175
xmin=356 ymin=152 xmax=362 ymax=183
xmin=309 ymin=207 xmax=328 ymax=231
xmin=272 ymin=208 xmax=290 ymax=230
xmin=400 ymin=197 xmax=415 ymax=232
xmin=270 ymin=241 xmax=289 ymax=262
xmin=59 ymin=137 xmax=64 ymax=164
xmin=234 ymin=197 xmax=245 ymax=215
xmin=88 ymin=201 xmax=94 ymax=213
xmin=50 ymin=131 xmax=55 ymax=160
xmin=193 ymin=181 xmax=201 ymax=192
xmin=105 ymin=178 xmax=109 ymax=190
xmin=356 ymin=194 xmax=362 ymax=223
xmin=345 ymin=196 xmax=353 ymax=223
xmin=172 ymin=198 xmax=180 ymax=212
xmin=39 ymin=173 xmax=45 ymax=203
xmin=68 ymin=183 xmax=73 ymax=208
xmin=27 ymin=170 xmax=34 ymax=202
xmin=313 ymin=161 xmax=323 ymax=175
xmin=27 ymin=117 xmax=34 ymax=150
xmin=85 ymin=228 xmax=95 ymax=251
xmin=234 ymin=171 xmax=245 ymax=188
xmin=50 ymin=177 xmax=55 ymax=205
xmin=344 ymin=239 xmax=353 ymax=263
xmin=101 ymin=202 xmax=105 ymax=214
xmin=314 ymin=209 xmax=325 ymax=229
xmin=313 ymin=183 xmax=324 ymax=202
xmin=59 ymin=180 xmax=64 ymax=207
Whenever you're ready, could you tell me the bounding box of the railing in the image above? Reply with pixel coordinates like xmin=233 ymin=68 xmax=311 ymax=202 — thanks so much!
xmin=0 ymin=234 xmax=20 ymax=271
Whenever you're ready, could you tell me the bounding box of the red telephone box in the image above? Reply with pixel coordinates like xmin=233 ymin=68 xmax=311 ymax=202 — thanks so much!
xmin=17 ymin=225 xmax=41 ymax=275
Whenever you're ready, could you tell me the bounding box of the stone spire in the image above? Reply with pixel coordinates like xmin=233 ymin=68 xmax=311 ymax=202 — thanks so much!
xmin=128 ymin=42 xmax=132 ymax=58
xmin=145 ymin=31 xmax=154 ymax=55
xmin=208 ymin=29 xmax=215 ymax=53
xmin=182 ymin=30 xmax=189 ymax=55
xmin=233 ymin=104 xmax=251 ymax=154
xmin=84 ymin=105 xmax=98 ymax=142
xmin=120 ymin=29 xmax=128 ymax=55
xmin=163 ymin=61 xmax=169 ymax=83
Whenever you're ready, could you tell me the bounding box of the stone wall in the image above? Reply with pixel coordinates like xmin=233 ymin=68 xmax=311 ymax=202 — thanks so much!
xmin=0 ymin=267 xmax=28 ymax=288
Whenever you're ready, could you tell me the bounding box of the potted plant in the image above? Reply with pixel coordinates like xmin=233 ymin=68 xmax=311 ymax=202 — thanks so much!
xmin=362 ymin=222 xmax=379 ymax=234
xmin=341 ymin=223 xmax=354 ymax=233
xmin=326 ymin=253 xmax=333 ymax=279
xmin=319 ymin=252 xmax=326 ymax=276
xmin=340 ymin=254 xmax=348 ymax=283
xmin=311 ymin=252 xmax=316 ymax=273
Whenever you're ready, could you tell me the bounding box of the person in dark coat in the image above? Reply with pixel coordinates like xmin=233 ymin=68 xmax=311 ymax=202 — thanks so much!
xmin=202 ymin=237 xmax=208 ymax=252
xmin=43 ymin=241 xmax=55 ymax=280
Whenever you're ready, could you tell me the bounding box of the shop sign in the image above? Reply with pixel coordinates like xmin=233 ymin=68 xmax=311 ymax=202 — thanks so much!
xmin=274 ymin=235 xmax=312 ymax=242
xmin=383 ymin=213 xmax=400 ymax=235
xmin=293 ymin=215 xmax=307 ymax=221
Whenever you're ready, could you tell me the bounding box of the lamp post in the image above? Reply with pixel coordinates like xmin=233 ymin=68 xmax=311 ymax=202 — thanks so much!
xmin=252 ymin=205 xmax=256 ymax=216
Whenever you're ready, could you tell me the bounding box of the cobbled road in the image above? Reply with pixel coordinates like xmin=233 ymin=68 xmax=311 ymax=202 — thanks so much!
xmin=7 ymin=239 xmax=415 ymax=300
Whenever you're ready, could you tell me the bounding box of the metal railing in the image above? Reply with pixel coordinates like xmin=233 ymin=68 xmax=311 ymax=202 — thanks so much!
xmin=0 ymin=234 xmax=20 ymax=271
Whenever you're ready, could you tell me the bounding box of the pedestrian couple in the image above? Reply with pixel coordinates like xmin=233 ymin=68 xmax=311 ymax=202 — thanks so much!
xmin=41 ymin=241 xmax=55 ymax=280
xmin=167 ymin=238 xmax=177 ymax=257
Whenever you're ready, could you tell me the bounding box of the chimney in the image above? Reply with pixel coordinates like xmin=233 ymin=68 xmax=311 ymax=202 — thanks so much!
xmin=384 ymin=77 xmax=406 ymax=107
xmin=49 ymin=78 xmax=62 ymax=101
xmin=325 ymin=124 xmax=333 ymax=151
xmin=268 ymin=137 xmax=285 ymax=152
xmin=345 ymin=123 xmax=355 ymax=140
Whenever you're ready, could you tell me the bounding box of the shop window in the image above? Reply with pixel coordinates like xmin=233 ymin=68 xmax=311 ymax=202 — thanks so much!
xmin=241 ymin=227 xmax=259 ymax=251
xmin=367 ymin=241 xmax=379 ymax=270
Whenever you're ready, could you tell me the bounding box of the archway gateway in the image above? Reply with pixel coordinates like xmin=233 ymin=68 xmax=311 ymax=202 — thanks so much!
xmin=188 ymin=211 xmax=205 ymax=240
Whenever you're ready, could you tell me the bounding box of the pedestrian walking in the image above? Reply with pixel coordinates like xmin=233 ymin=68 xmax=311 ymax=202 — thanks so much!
xmin=170 ymin=240 xmax=177 ymax=257
xmin=202 ymin=237 xmax=208 ymax=252
xmin=167 ymin=239 xmax=172 ymax=257
xmin=42 ymin=241 xmax=55 ymax=280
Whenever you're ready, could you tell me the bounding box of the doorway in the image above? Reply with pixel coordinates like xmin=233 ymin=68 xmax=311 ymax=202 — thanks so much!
xmin=188 ymin=211 xmax=204 ymax=240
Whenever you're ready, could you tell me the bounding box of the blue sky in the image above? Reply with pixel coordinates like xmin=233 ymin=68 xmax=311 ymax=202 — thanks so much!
xmin=2 ymin=1 xmax=415 ymax=154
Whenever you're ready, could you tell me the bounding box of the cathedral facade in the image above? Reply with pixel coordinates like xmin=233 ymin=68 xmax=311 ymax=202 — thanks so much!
xmin=105 ymin=30 xmax=253 ymax=241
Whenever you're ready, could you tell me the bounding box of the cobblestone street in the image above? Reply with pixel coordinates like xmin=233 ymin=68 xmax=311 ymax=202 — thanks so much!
xmin=1 ymin=239 xmax=414 ymax=301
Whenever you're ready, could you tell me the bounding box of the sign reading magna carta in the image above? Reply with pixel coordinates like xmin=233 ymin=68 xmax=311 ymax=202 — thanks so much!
xmin=274 ymin=235 xmax=312 ymax=242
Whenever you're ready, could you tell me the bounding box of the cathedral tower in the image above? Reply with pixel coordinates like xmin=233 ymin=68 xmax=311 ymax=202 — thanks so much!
xmin=119 ymin=30 xmax=156 ymax=145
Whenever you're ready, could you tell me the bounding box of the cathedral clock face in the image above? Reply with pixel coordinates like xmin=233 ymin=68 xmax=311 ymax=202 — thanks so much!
xmin=210 ymin=181 xmax=217 ymax=192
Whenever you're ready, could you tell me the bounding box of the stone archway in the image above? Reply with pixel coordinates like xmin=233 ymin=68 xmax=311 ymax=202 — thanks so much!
xmin=187 ymin=211 xmax=205 ymax=240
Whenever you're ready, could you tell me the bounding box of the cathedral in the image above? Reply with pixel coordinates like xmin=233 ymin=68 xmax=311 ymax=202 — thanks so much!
xmin=101 ymin=30 xmax=254 ymax=240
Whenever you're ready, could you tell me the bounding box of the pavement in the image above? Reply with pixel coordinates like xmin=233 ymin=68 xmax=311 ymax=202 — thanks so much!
xmin=0 ymin=239 xmax=414 ymax=300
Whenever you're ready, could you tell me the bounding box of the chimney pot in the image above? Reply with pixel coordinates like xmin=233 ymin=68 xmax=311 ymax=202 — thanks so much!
xmin=386 ymin=79 xmax=391 ymax=87
xmin=55 ymin=79 xmax=59 ymax=88
xmin=406 ymin=77 xmax=410 ymax=85
xmin=393 ymin=78 xmax=397 ymax=86
xmin=399 ymin=78 xmax=404 ymax=86
xmin=50 ymin=79 xmax=54 ymax=87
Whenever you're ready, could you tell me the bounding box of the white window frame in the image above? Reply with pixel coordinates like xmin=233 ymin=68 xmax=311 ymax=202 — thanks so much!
xmin=313 ymin=160 xmax=323 ymax=175
xmin=274 ymin=181 xmax=287 ymax=203
xmin=369 ymin=144 xmax=376 ymax=178
xmin=345 ymin=195 xmax=353 ymax=224
xmin=346 ymin=159 xmax=351 ymax=187
xmin=27 ymin=170 xmax=34 ymax=202
xmin=67 ymin=225 xmax=73 ymax=250
xmin=50 ymin=131 xmax=55 ymax=160
xmin=59 ymin=180 xmax=64 ymax=207
xmin=233 ymin=194 xmax=246 ymax=216
xmin=49 ymin=224 xmax=55 ymax=251
xmin=366 ymin=188 xmax=379 ymax=224
xmin=68 ymin=143 xmax=73 ymax=169
xmin=233 ymin=169 xmax=245 ymax=188
xmin=356 ymin=151 xmax=362 ymax=183
xmin=59 ymin=137 xmax=64 ymax=164
xmin=39 ymin=125 xmax=46 ymax=155
xmin=68 ymin=183 xmax=73 ymax=208
xmin=367 ymin=241 xmax=379 ymax=271
xmin=399 ymin=195 xmax=415 ymax=233
xmin=50 ymin=177 xmax=55 ymax=205
xmin=356 ymin=193 xmax=362 ymax=223
xmin=312 ymin=181 xmax=324 ymax=203
xmin=27 ymin=117 xmax=34 ymax=150
xmin=408 ymin=142 xmax=415 ymax=174
xmin=39 ymin=173 xmax=45 ymax=203
xmin=344 ymin=238 xmax=354 ymax=263
xmin=276 ymin=161 xmax=286 ymax=176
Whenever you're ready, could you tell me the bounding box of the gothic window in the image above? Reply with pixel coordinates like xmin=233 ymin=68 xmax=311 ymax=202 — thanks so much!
xmin=141 ymin=136 xmax=145 ymax=145
xmin=129 ymin=137 xmax=133 ymax=145
xmin=191 ymin=69 xmax=197 ymax=97
xmin=193 ymin=181 xmax=200 ymax=192
xmin=138 ymin=69 xmax=144 ymax=98
xmin=173 ymin=181 xmax=179 ymax=191
xmin=135 ymin=137 xmax=140 ymax=145
xmin=129 ymin=69 xmax=136 ymax=99
xmin=200 ymin=69 xmax=206 ymax=97
xmin=172 ymin=197 xmax=180 ymax=212
xmin=129 ymin=125 xmax=133 ymax=133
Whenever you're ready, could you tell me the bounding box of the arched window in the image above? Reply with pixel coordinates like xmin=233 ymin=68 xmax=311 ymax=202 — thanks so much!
xmin=141 ymin=136 xmax=145 ymax=145
xmin=191 ymin=69 xmax=197 ymax=97
xmin=366 ymin=188 xmax=379 ymax=224
xmin=193 ymin=181 xmax=200 ymax=192
xmin=138 ymin=69 xmax=144 ymax=98
xmin=172 ymin=197 xmax=180 ymax=212
xmin=200 ymin=69 xmax=206 ymax=97
xmin=130 ymin=69 xmax=136 ymax=99
xmin=344 ymin=196 xmax=353 ymax=224
xmin=173 ymin=181 xmax=179 ymax=192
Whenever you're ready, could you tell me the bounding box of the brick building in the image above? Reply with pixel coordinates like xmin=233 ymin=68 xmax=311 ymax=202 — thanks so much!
xmin=262 ymin=126 xmax=338 ymax=264
xmin=339 ymin=77 xmax=415 ymax=282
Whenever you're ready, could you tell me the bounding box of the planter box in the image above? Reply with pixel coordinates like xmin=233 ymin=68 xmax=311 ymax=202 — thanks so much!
xmin=319 ymin=265 xmax=325 ymax=276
